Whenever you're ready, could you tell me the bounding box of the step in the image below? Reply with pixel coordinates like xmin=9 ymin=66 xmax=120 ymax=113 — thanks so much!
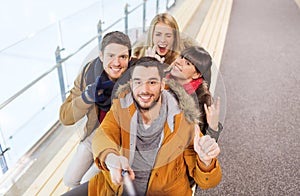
xmin=196 ymin=0 xmax=233 ymax=95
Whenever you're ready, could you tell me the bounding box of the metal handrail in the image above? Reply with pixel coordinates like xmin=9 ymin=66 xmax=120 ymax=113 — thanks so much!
xmin=0 ymin=5 xmax=139 ymax=110
xmin=0 ymin=0 xmax=175 ymax=111
xmin=0 ymin=30 xmax=103 ymax=110
xmin=0 ymin=64 xmax=58 ymax=110
xmin=128 ymin=3 xmax=144 ymax=14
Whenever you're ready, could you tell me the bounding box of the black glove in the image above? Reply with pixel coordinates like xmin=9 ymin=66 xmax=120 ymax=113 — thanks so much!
xmin=82 ymin=76 xmax=114 ymax=104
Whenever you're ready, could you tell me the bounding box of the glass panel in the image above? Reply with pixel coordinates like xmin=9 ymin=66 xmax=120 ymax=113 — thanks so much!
xmin=58 ymin=1 xmax=102 ymax=90
xmin=0 ymin=24 xmax=59 ymax=104
xmin=0 ymin=71 xmax=61 ymax=167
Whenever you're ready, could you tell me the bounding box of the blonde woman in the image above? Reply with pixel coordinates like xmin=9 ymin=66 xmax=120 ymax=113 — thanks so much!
xmin=133 ymin=13 xmax=183 ymax=65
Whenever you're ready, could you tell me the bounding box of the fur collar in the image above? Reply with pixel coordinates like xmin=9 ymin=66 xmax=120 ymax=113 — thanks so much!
xmin=114 ymin=79 xmax=200 ymax=123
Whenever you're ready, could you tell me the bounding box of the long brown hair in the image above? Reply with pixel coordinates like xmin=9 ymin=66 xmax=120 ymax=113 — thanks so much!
xmin=195 ymin=81 xmax=212 ymax=131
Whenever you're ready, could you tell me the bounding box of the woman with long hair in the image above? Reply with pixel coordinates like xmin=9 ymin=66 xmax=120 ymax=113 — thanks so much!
xmin=133 ymin=13 xmax=182 ymax=65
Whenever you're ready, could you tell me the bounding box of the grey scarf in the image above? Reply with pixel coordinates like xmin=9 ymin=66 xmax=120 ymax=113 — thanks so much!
xmin=131 ymin=96 xmax=167 ymax=195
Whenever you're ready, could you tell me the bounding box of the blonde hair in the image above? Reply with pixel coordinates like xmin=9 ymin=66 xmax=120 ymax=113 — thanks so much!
xmin=134 ymin=13 xmax=182 ymax=65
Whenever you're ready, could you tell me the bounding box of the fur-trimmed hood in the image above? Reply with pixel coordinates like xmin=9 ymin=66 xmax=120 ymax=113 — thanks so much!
xmin=114 ymin=78 xmax=200 ymax=123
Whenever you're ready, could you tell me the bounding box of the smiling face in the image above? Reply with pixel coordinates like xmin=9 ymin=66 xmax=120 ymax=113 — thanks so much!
xmin=152 ymin=22 xmax=175 ymax=56
xmin=170 ymin=56 xmax=201 ymax=83
xmin=100 ymin=43 xmax=130 ymax=81
xmin=131 ymin=66 xmax=165 ymax=110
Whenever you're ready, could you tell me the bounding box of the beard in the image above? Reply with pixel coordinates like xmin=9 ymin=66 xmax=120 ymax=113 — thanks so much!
xmin=132 ymin=92 xmax=161 ymax=111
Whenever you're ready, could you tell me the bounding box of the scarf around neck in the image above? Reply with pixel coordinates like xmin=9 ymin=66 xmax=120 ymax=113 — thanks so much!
xmin=166 ymin=73 xmax=203 ymax=94
xmin=183 ymin=77 xmax=203 ymax=94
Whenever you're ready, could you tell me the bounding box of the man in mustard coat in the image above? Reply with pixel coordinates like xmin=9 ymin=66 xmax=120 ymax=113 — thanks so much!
xmin=63 ymin=57 xmax=222 ymax=196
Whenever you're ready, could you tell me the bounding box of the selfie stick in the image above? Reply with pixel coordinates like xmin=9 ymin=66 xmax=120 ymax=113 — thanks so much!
xmin=122 ymin=170 xmax=137 ymax=196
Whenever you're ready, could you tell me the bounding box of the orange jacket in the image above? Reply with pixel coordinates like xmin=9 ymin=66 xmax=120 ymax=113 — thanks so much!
xmin=90 ymin=82 xmax=222 ymax=196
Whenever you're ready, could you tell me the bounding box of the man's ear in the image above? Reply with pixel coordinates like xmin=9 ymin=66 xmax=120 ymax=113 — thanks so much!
xmin=192 ymin=72 xmax=202 ymax=80
xmin=99 ymin=51 xmax=103 ymax=61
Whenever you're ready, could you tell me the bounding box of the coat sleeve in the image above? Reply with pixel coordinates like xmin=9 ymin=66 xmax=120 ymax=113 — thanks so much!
xmin=92 ymin=101 xmax=122 ymax=170
xmin=206 ymin=122 xmax=223 ymax=142
xmin=59 ymin=66 xmax=93 ymax=125
xmin=184 ymin=134 xmax=222 ymax=189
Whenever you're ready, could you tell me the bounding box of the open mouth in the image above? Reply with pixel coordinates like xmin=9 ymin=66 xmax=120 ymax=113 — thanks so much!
xmin=138 ymin=94 xmax=152 ymax=102
xmin=158 ymin=45 xmax=167 ymax=54
xmin=110 ymin=67 xmax=122 ymax=73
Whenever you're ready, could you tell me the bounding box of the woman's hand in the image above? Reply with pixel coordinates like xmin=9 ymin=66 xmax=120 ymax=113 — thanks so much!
xmin=204 ymin=97 xmax=221 ymax=131
xmin=145 ymin=45 xmax=165 ymax=63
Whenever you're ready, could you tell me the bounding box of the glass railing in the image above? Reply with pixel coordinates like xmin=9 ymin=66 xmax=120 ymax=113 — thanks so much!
xmin=0 ymin=0 xmax=175 ymax=178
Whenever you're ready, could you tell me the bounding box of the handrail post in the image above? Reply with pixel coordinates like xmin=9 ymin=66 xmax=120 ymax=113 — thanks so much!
xmin=97 ymin=20 xmax=103 ymax=51
xmin=143 ymin=0 xmax=147 ymax=32
xmin=156 ymin=0 xmax=159 ymax=14
xmin=55 ymin=46 xmax=66 ymax=102
xmin=166 ymin=0 xmax=169 ymax=10
xmin=0 ymin=144 xmax=9 ymax=174
xmin=124 ymin=4 xmax=129 ymax=35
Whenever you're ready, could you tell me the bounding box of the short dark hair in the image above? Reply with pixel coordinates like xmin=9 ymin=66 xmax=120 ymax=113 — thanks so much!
xmin=130 ymin=57 xmax=165 ymax=80
xmin=101 ymin=31 xmax=132 ymax=57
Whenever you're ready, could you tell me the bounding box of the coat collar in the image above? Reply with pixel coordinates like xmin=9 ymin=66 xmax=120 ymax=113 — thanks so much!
xmin=114 ymin=79 xmax=200 ymax=123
